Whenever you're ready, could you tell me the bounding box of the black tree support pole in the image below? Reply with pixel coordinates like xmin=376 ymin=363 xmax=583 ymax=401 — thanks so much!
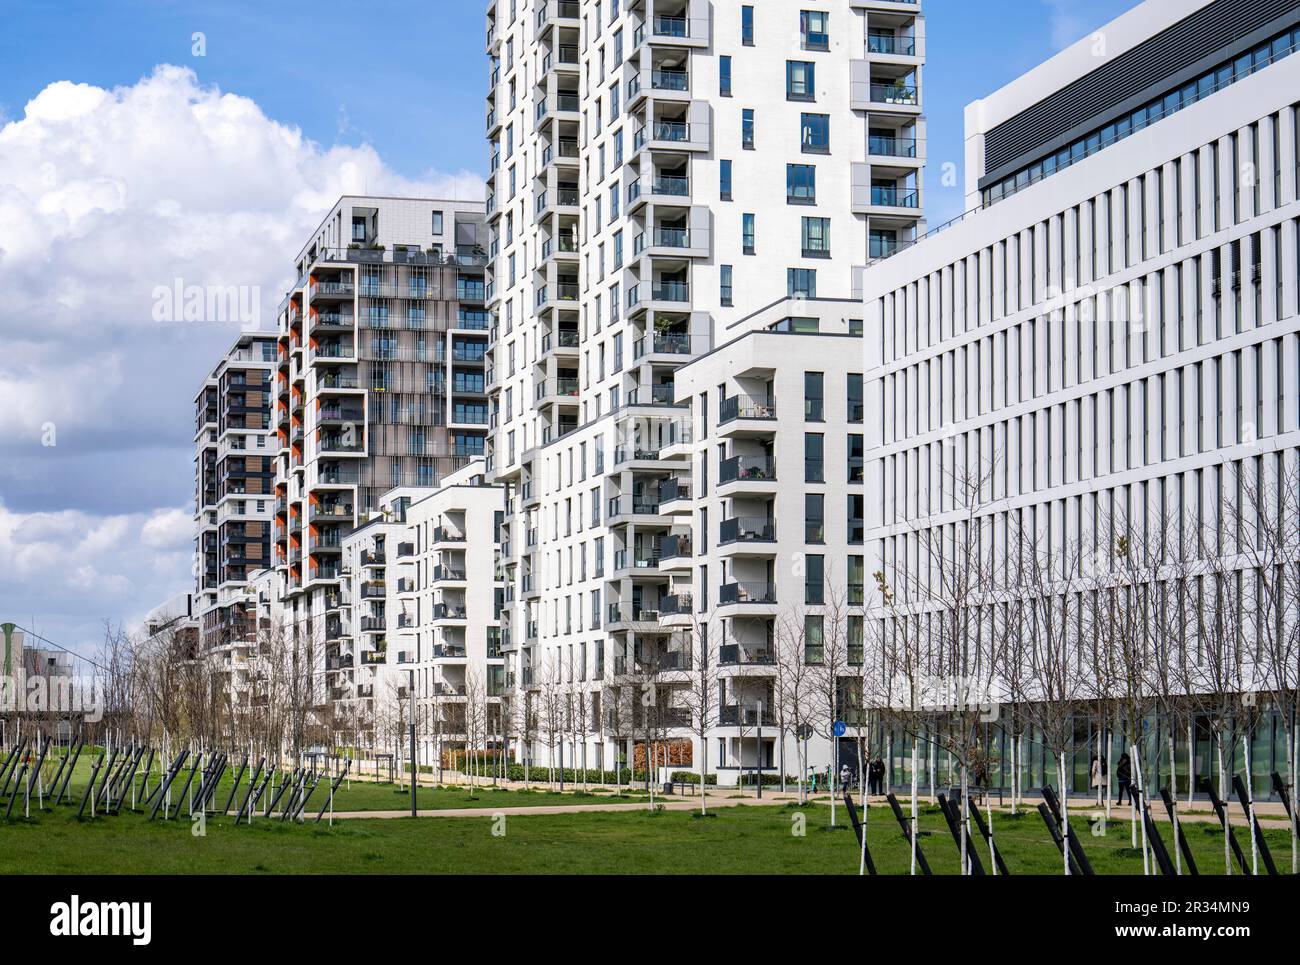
xmin=137 ymin=745 xmax=156 ymax=804
xmin=291 ymin=771 xmax=324 ymax=821
xmin=279 ymin=769 xmax=306 ymax=820
xmin=141 ymin=754 xmax=184 ymax=811
xmin=841 ymin=791 xmax=878 ymax=874
xmin=189 ymin=752 xmax=223 ymax=813
xmin=1037 ymin=802 xmax=1087 ymax=876
xmin=54 ymin=737 xmax=84 ymax=805
xmin=264 ymin=766 xmax=300 ymax=818
xmin=1232 ymin=775 xmax=1278 ymax=876
xmin=94 ymin=746 xmax=120 ymax=808
xmin=235 ymin=759 xmax=266 ymax=821
xmin=100 ymin=746 xmax=131 ymax=807
xmin=1208 ymin=786 xmax=1251 ymax=875
xmin=25 ymin=737 xmax=50 ymax=803
xmin=315 ymin=759 xmax=351 ymax=824
xmin=106 ymin=744 xmax=140 ymax=808
xmin=203 ymin=755 xmax=229 ymax=810
xmin=1131 ymin=788 xmax=1177 ymax=876
xmin=76 ymin=756 xmax=104 ymax=820
xmin=1158 ymin=788 xmax=1199 ymax=875
xmin=0 ymin=740 xmax=19 ymax=794
xmin=109 ymin=746 xmax=145 ymax=814
xmin=0 ymin=737 xmax=28 ymax=799
xmin=146 ymin=750 xmax=189 ymax=821
xmin=168 ymin=754 xmax=203 ymax=820
xmin=238 ymin=770 xmax=273 ymax=825
xmin=1041 ymin=785 xmax=1094 ymax=876
xmin=885 ymin=792 xmax=932 ymax=875
xmin=1271 ymin=771 xmax=1294 ymax=820
xmin=4 ymin=764 xmax=28 ymax=819
xmin=937 ymin=794 xmax=986 ymax=876
xmin=221 ymin=756 xmax=248 ymax=815
xmin=967 ymin=797 xmax=1011 ymax=875
xmin=46 ymin=740 xmax=73 ymax=804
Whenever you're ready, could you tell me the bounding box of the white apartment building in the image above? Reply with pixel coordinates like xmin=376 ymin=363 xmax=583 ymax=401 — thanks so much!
xmin=269 ymin=196 xmax=488 ymax=712
xmin=862 ymin=0 xmax=1300 ymax=794
xmin=483 ymin=0 xmax=925 ymax=778
xmin=193 ymin=332 xmax=277 ymax=658
xmin=336 ymin=462 xmax=507 ymax=764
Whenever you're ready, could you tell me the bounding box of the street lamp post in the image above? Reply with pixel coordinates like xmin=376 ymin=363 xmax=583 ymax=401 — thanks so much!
xmin=408 ymin=669 xmax=417 ymax=818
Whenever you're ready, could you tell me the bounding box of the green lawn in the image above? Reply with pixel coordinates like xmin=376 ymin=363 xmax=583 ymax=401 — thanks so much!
xmin=10 ymin=756 xmax=651 ymax=814
xmin=1 ymin=795 xmax=1291 ymax=875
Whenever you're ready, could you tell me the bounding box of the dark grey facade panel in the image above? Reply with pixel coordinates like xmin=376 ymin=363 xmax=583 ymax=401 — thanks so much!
xmin=983 ymin=0 xmax=1300 ymax=178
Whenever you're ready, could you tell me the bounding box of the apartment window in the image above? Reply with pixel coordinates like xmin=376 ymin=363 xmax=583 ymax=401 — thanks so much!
xmin=720 ymin=55 xmax=732 ymax=96
xmin=720 ymin=265 xmax=734 ymax=306
xmin=842 ymin=434 xmax=863 ymax=483
xmin=804 ymin=615 xmax=824 ymax=665
xmin=741 ymin=5 xmax=754 ymax=45
xmin=787 ymin=164 xmax=816 ymax=204
xmin=800 ymin=113 xmax=829 ymax=153
xmin=720 ymin=159 xmax=733 ymax=200
xmin=848 ymin=556 xmax=865 ymax=605
xmin=805 ymin=554 xmax=824 ymax=605
xmin=804 ymin=432 xmax=824 ymax=482
xmin=801 ymin=216 xmax=830 ymax=257
xmin=431 ymin=210 xmax=444 ymax=235
xmin=847 ymin=494 xmax=864 ymax=544
xmin=742 ymin=213 xmax=755 ymax=254
xmin=800 ymin=10 xmax=829 ymax=50
xmin=742 ymin=109 xmax=755 ymax=149
xmin=804 ymin=371 xmax=824 ymax=421
xmin=788 ymin=268 xmax=817 ymax=298
xmin=786 ymin=61 xmax=815 ymax=101
xmin=805 ymin=493 xmax=825 ymax=543
xmin=847 ymin=374 xmax=863 ymax=423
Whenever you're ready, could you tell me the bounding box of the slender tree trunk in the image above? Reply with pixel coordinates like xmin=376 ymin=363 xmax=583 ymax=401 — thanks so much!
xmin=1243 ymin=734 xmax=1258 ymax=876
xmin=910 ymin=735 xmax=918 ymax=876
xmin=1059 ymin=753 xmax=1070 ymax=877
xmin=1217 ymin=732 xmax=1231 ymax=875
xmin=1168 ymin=728 xmax=1182 ymax=874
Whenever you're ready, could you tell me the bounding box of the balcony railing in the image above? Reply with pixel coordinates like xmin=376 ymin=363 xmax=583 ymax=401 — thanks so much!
xmin=719 ymin=395 xmax=776 ymax=423
xmin=870 ymin=186 xmax=920 ymax=208
xmin=868 ymin=135 xmax=918 ymax=158
xmin=720 ymin=644 xmax=775 ymax=666
xmin=719 ymin=581 xmax=778 ymax=605
xmin=720 ymin=516 xmax=776 ymax=544
xmin=658 ymin=533 xmax=692 ymax=560
xmin=870 ymin=83 xmax=919 ymax=105
xmin=658 ymin=478 xmax=691 ymax=503
xmin=720 ymin=455 xmax=776 ymax=484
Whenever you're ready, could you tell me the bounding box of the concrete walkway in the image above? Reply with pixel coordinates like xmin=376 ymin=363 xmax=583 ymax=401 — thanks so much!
xmin=320 ymin=787 xmax=1296 ymax=828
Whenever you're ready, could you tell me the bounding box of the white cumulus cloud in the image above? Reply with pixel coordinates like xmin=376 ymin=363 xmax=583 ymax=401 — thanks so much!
xmin=0 ymin=65 xmax=484 ymax=655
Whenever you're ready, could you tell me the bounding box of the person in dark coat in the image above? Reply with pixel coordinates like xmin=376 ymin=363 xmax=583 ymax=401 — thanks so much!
xmin=1115 ymin=753 xmax=1133 ymax=805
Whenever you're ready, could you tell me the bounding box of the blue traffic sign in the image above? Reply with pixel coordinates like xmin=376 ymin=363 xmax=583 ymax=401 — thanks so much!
xmin=833 ymin=721 xmax=846 ymax=737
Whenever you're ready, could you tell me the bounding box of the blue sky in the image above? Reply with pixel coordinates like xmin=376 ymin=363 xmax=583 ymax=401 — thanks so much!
xmin=0 ymin=0 xmax=1137 ymax=219
xmin=0 ymin=0 xmax=1136 ymax=657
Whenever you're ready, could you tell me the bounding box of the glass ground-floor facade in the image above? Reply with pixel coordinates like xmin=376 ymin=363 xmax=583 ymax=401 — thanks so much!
xmin=846 ymin=702 xmax=1295 ymax=802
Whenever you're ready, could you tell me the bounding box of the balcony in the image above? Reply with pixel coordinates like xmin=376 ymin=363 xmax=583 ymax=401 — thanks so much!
xmin=658 ymin=477 xmax=691 ymax=506
xmin=635 ymin=333 xmax=691 ymax=360
xmin=719 ymin=644 xmax=775 ymax=667
xmin=719 ymin=581 xmax=777 ymax=606
xmin=718 ymin=396 xmax=776 ymax=435
xmin=658 ymin=533 xmax=692 ymax=561
xmin=868 ymin=134 xmax=919 ymax=159
xmin=719 ymin=705 xmax=771 ymax=727
xmin=719 ymin=455 xmax=776 ymax=486
xmin=433 ymin=603 xmax=468 ymax=622
xmin=719 ymin=516 xmax=776 ymax=545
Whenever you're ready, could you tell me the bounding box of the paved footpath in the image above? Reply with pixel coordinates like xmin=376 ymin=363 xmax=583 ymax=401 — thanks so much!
xmin=323 ymin=792 xmax=1293 ymax=827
